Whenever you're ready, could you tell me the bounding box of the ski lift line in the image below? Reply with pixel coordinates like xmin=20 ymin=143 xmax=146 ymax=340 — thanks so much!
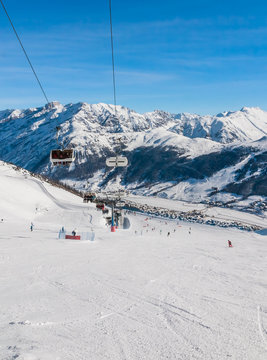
xmin=104 ymin=2 xmax=129 ymax=171
xmin=0 ymin=0 xmax=49 ymax=104
xmin=109 ymin=0 xmax=117 ymax=115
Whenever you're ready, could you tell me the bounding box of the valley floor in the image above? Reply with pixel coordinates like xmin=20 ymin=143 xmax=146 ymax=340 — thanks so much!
xmin=0 ymin=168 xmax=266 ymax=359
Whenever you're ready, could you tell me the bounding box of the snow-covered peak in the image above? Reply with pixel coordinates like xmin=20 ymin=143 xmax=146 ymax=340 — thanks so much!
xmin=240 ymin=106 xmax=262 ymax=113
xmin=0 ymin=109 xmax=22 ymax=123
xmin=169 ymin=106 xmax=267 ymax=143
xmin=1 ymin=102 xmax=266 ymax=142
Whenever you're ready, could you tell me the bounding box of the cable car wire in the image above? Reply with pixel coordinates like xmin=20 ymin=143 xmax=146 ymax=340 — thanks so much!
xmin=0 ymin=0 xmax=49 ymax=104
xmin=109 ymin=0 xmax=117 ymax=115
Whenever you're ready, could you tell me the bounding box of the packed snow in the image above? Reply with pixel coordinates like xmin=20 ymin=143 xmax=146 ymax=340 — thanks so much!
xmin=0 ymin=161 xmax=267 ymax=359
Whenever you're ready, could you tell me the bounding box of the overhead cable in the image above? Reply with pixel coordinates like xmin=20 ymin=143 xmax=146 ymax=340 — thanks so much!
xmin=0 ymin=0 xmax=49 ymax=104
xmin=108 ymin=0 xmax=117 ymax=115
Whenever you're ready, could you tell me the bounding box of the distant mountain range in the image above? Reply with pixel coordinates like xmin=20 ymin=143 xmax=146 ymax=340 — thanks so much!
xmin=0 ymin=101 xmax=266 ymax=204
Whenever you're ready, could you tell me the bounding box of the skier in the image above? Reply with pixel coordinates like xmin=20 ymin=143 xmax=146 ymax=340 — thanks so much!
xmin=30 ymin=222 xmax=34 ymax=232
xmin=228 ymin=240 xmax=233 ymax=247
xmin=72 ymin=230 xmax=76 ymax=236
xmin=167 ymin=232 xmax=170 ymax=237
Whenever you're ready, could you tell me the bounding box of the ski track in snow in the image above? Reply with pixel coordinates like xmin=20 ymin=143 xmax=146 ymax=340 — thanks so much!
xmin=257 ymin=306 xmax=267 ymax=350
xmin=29 ymin=179 xmax=72 ymax=210
xmin=0 ymin=162 xmax=266 ymax=359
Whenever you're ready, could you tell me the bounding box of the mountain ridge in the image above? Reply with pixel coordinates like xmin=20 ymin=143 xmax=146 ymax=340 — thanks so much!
xmin=1 ymin=101 xmax=267 ymax=139
xmin=0 ymin=102 xmax=266 ymax=205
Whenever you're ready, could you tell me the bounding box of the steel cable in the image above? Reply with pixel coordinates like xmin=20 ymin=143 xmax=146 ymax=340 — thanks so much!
xmin=0 ymin=0 xmax=49 ymax=104
xmin=109 ymin=0 xmax=117 ymax=116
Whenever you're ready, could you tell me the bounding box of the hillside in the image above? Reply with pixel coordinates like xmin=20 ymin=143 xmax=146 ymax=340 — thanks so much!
xmin=0 ymin=160 xmax=266 ymax=359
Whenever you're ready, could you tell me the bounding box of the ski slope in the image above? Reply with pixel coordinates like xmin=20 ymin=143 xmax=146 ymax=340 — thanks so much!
xmin=0 ymin=161 xmax=267 ymax=360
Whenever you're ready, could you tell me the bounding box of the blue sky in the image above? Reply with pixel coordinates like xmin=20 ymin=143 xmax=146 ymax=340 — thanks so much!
xmin=1 ymin=0 xmax=267 ymax=114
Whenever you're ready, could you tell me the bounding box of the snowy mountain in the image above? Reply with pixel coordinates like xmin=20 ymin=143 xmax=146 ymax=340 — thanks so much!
xmin=169 ymin=107 xmax=267 ymax=143
xmin=0 ymin=102 xmax=266 ymax=203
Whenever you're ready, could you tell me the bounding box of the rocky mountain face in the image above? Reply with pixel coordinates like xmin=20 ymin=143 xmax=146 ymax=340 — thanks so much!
xmin=0 ymin=101 xmax=266 ymax=203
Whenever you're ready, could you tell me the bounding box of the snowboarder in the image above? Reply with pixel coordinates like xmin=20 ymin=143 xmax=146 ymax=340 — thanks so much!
xmin=167 ymin=232 xmax=170 ymax=237
xmin=72 ymin=230 xmax=76 ymax=236
xmin=228 ymin=240 xmax=232 ymax=247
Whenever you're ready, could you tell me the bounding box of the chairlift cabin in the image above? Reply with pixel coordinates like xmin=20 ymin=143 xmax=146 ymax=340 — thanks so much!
xmin=108 ymin=190 xmax=126 ymax=197
xmin=83 ymin=195 xmax=90 ymax=203
xmin=106 ymin=156 xmax=128 ymax=168
xmin=96 ymin=203 xmax=105 ymax=211
xmin=50 ymin=149 xmax=75 ymax=166
xmin=116 ymin=201 xmax=125 ymax=208
xmin=83 ymin=192 xmax=96 ymax=203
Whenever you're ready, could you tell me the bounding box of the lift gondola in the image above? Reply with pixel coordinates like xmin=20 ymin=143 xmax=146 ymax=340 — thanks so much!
xmin=83 ymin=192 xmax=96 ymax=203
xmin=50 ymin=149 xmax=75 ymax=166
xmin=116 ymin=201 xmax=125 ymax=208
xmin=96 ymin=203 xmax=105 ymax=211
xmin=106 ymin=155 xmax=128 ymax=167
xmin=105 ymin=135 xmax=128 ymax=168
xmin=50 ymin=126 xmax=75 ymax=166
